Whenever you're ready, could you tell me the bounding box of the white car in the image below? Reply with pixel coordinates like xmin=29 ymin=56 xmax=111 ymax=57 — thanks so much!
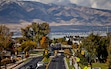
xmin=57 ymin=53 xmax=61 ymax=56
xmin=36 ymin=61 xmax=44 ymax=69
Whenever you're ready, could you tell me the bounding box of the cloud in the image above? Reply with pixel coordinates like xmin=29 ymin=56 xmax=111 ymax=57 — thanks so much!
xmin=26 ymin=0 xmax=70 ymax=4
xmin=94 ymin=0 xmax=111 ymax=10
xmin=70 ymin=0 xmax=91 ymax=7
xmin=70 ymin=0 xmax=111 ymax=10
xmin=22 ymin=0 xmax=111 ymax=10
xmin=91 ymin=3 xmax=97 ymax=8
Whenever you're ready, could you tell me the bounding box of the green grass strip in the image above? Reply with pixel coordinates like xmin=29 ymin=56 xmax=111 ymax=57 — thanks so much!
xmin=42 ymin=57 xmax=50 ymax=63
xmin=66 ymin=58 xmax=75 ymax=69
xmin=79 ymin=63 xmax=108 ymax=69
xmin=92 ymin=63 xmax=108 ymax=69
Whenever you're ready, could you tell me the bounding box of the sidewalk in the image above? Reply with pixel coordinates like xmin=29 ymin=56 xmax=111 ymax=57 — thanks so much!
xmin=1 ymin=54 xmax=41 ymax=69
xmin=72 ymin=57 xmax=81 ymax=69
xmin=71 ymin=49 xmax=81 ymax=69
xmin=64 ymin=57 xmax=69 ymax=69
xmin=1 ymin=58 xmax=26 ymax=69
xmin=8 ymin=59 xmax=26 ymax=69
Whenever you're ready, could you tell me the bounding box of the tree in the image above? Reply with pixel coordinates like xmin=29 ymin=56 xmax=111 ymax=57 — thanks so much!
xmin=0 ymin=25 xmax=14 ymax=54
xmin=40 ymin=36 xmax=49 ymax=49
xmin=40 ymin=36 xmax=46 ymax=45
xmin=58 ymin=37 xmax=65 ymax=43
xmin=17 ymin=40 xmax=37 ymax=56
xmin=52 ymin=38 xmax=58 ymax=44
xmin=80 ymin=33 xmax=109 ymax=67
xmin=16 ymin=37 xmax=26 ymax=44
xmin=107 ymin=33 xmax=111 ymax=69
xmin=96 ymin=37 xmax=108 ymax=63
xmin=67 ymin=39 xmax=72 ymax=45
xmin=21 ymin=22 xmax=50 ymax=47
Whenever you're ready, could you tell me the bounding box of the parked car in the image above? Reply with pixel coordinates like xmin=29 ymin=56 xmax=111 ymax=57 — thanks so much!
xmin=36 ymin=61 xmax=44 ymax=69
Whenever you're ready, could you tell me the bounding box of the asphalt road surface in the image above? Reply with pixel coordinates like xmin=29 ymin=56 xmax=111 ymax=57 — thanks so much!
xmin=48 ymin=53 xmax=66 ymax=69
xmin=18 ymin=56 xmax=45 ymax=69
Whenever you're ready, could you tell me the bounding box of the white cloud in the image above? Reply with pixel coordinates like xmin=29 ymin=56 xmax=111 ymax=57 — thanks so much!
xmin=22 ymin=0 xmax=111 ymax=10
xmin=70 ymin=0 xmax=111 ymax=10
xmin=91 ymin=2 xmax=97 ymax=8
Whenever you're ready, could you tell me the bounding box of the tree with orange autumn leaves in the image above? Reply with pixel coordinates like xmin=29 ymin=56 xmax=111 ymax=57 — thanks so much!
xmin=40 ymin=36 xmax=50 ymax=49
xmin=20 ymin=22 xmax=50 ymax=51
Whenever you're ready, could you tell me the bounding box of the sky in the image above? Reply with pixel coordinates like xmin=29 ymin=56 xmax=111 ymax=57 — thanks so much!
xmin=21 ymin=0 xmax=111 ymax=10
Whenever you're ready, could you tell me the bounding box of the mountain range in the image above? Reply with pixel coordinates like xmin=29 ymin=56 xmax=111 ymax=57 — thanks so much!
xmin=0 ymin=0 xmax=111 ymax=26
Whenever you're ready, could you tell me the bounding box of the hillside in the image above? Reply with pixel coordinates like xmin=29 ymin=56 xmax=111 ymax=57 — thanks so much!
xmin=0 ymin=0 xmax=111 ymax=26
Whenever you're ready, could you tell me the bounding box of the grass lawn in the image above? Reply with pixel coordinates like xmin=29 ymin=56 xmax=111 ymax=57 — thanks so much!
xmin=42 ymin=57 xmax=50 ymax=63
xmin=92 ymin=63 xmax=108 ymax=69
xmin=80 ymin=63 xmax=108 ymax=69
xmin=66 ymin=58 xmax=75 ymax=69
xmin=24 ymin=58 xmax=31 ymax=63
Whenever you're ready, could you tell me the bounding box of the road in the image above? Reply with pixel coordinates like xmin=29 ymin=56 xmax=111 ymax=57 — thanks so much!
xmin=48 ymin=53 xmax=66 ymax=69
xmin=18 ymin=56 xmax=45 ymax=69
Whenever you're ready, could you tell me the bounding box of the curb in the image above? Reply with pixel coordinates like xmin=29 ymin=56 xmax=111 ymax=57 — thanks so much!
xmin=8 ymin=55 xmax=42 ymax=69
xmin=8 ymin=59 xmax=25 ymax=69
xmin=14 ymin=58 xmax=33 ymax=69
xmin=14 ymin=55 xmax=43 ymax=69
xmin=45 ymin=57 xmax=52 ymax=69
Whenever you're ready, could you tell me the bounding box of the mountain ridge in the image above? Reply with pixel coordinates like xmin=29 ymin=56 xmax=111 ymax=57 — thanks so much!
xmin=0 ymin=0 xmax=111 ymax=26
